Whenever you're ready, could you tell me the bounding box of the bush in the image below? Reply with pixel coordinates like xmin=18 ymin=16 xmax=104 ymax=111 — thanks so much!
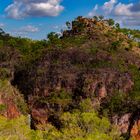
xmin=102 ymin=91 xmax=128 ymax=115
xmin=58 ymin=102 xmax=123 ymax=140
xmin=0 ymin=115 xmax=44 ymax=140
xmin=7 ymin=39 xmax=17 ymax=47
xmin=129 ymin=65 xmax=140 ymax=101
xmin=0 ymin=104 xmax=6 ymax=112
xmin=110 ymin=41 xmax=121 ymax=52
xmin=0 ymin=68 xmax=10 ymax=80
xmin=0 ymin=40 xmax=3 ymax=48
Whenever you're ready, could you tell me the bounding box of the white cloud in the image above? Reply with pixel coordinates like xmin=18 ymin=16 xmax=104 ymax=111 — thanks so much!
xmin=12 ymin=25 xmax=39 ymax=37
xmin=53 ymin=25 xmax=59 ymax=29
xmin=0 ymin=23 xmax=5 ymax=28
xmin=88 ymin=0 xmax=140 ymax=27
xmin=20 ymin=25 xmax=39 ymax=33
xmin=113 ymin=2 xmax=140 ymax=26
xmin=88 ymin=4 xmax=99 ymax=17
xmin=114 ymin=3 xmax=140 ymax=17
xmin=5 ymin=0 xmax=64 ymax=19
xmin=102 ymin=0 xmax=117 ymax=14
xmin=123 ymin=18 xmax=140 ymax=26
xmin=51 ymin=24 xmax=67 ymax=30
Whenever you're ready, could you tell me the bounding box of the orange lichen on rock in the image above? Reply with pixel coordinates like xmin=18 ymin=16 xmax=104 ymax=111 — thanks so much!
xmin=131 ymin=120 xmax=140 ymax=140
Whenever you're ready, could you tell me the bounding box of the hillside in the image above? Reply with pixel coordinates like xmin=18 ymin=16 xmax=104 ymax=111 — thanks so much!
xmin=0 ymin=16 xmax=140 ymax=140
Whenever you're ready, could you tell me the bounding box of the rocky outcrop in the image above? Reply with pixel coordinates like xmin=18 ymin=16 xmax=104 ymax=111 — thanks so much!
xmin=0 ymin=80 xmax=27 ymax=119
xmin=4 ymin=100 xmax=20 ymax=119
xmin=63 ymin=17 xmax=131 ymax=49
xmin=112 ymin=114 xmax=131 ymax=134
xmin=111 ymin=110 xmax=140 ymax=140
xmin=24 ymin=68 xmax=134 ymax=130
xmin=0 ymin=94 xmax=20 ymax=119
xmin=31 ymin=108 xmax=48 ymax=130
xmin=11 ymin=45 xmax=136 ymax=131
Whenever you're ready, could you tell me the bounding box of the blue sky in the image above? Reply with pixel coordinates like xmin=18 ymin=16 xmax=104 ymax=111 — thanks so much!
xmin=0 ymin=0 xmax=140 ymax=40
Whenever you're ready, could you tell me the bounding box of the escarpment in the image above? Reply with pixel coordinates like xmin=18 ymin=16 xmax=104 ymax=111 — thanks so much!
xmin=12 ymin=46 xmax=140 ymax=138
xmin=1 ymin=17 xmax=140 ymax=139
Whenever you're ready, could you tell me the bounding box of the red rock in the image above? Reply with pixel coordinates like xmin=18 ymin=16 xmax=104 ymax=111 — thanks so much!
xmin=131 ymin=120 xmax=140 ymax=140
xmin=6 ymin=101 xmax=20 ymax=119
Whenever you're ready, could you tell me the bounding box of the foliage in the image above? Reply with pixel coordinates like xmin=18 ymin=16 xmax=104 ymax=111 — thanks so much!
xmin=0 ymin=68 xmax=10 ymax=80
xmin=107 ymin=19 xmax=115 ymax=26
xmin=0 ymin=104 xmax=6 ymax=112
xmin=0 ymin=40 xmax=3 ymax=48
xmin=129 ymin=65 xmax=140 ymax=101
xmin=40 ymin=99 xmax=123 ymax=140
xmin=47 ymin=32 xmax=62 ymax=48
xmin=98 ymin=15 xmax=104 ymax=21
xmin=56 ymin=99 xmax=123 ymax=140
xmin=119 ymin=28 xmax=140 ymax=42
xmin=110 ymin=41 xmax=122 ymax=52
xmin=101 ymin=91 xmax=129 ymax=115
xmin=115 ymin=23 xmax=120 ymax=29
xmin=0 ymin=99 xmax=123 ymax=140
xmin=7 ymin=39 xmax=17 ymax=47
xmin=66 ymin=21 xmax=71 ymax=29
xmin=62 ymin=36 xmax=87 ymax=48
xmin=93 ymin=16 xmax=99 ymax=21
xmin=0 ymin=115 xmax=44 ymax=140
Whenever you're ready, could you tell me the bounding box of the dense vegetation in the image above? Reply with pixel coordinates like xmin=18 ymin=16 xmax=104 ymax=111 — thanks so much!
xmin=0 ymin=100 xmax=124 ymax=140
xmin=0 ymin=16 xmax=140 ymax=140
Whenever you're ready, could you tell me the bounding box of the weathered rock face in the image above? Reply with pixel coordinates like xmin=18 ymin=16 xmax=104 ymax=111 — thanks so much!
xmin=112 ymin=113 xmax=131 ymax=134
xmin=13 ymin=48 xmax=134 ymax=130
xmin=31 ymin=108 xmax=48 ymax=130
xmin=0 ymin=94 xmax=20 ymax=119
xmin=5 ymin=100 xmax=20 ymax=119
xmin=111 ymin=113 xmax=140 ymax=140
xmin=0 ymin=80 xmax=27 ymax=119
xmin=26 ymin=70 xmax=134 ymax=132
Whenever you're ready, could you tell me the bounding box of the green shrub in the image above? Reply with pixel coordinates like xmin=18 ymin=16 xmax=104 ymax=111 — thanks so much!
xmin=0 ymin=99 xmax=124 ymax=140
xmin=7 ymin=39 xmax=17 ymax=47
xmin=58 ymin=102 xmax=123 ymax=140
xmin=129 ymin=65 xmax=140 ymax=101
xmin=0 ymin=104 xmax=6 ymax=112
xmin=110 ymin=41 xmax=121 ymax=52
xmin=107 ymin=19 xmax=115 ymax=26
xmin=0 ymin=68 xmax=10 ymax=80
xmin=0 ymin=40 xmax=3 ymax=48
xmin=0 ymin=115 xmax=44 ymax=140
